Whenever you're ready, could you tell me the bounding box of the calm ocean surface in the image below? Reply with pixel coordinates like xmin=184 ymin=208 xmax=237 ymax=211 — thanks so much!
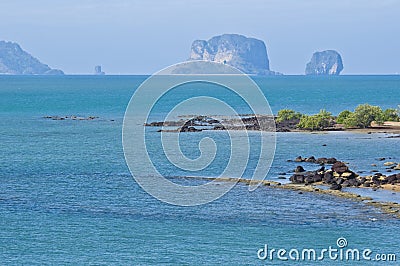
xmin=1 ymin=75 xmax=400 ymax=265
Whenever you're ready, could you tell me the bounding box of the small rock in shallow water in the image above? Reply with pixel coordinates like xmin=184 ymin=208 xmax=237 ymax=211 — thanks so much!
xmin=330 ymin=183 xmax=342 ymax=190
xmin=294 ymin=156 xmax=303 ymax=162
xmin=305 ymin=156 xmax=316 ymax=163
xmin=384 ymin=162 xmax=396 ymax=166
xmin=295 ymin=166 xmax=306 ymax=173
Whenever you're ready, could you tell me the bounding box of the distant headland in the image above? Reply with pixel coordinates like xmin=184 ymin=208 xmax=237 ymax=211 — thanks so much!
xmin=0 ymin=41 xmax=64 ymax=75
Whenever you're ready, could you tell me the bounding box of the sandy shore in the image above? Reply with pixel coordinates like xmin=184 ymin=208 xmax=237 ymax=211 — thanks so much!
xmin=341 ymin=122 xmax=400 ymax=134
xmin=381 ymin=184 xmax=400 ymax=192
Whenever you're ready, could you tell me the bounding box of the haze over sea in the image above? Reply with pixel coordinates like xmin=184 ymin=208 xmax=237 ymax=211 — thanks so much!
xmin=1 ymin=75 xmax=399 ymax=264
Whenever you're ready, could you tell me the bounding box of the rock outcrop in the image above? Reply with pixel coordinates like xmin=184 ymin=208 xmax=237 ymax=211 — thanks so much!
xmin=0 ymin=41 xmax=64 ymax=75
xmin=289 ymin=156 xmax=400 ymax=190
xmin=187 ymin=34 xmax=279 ymax=75
xmin=305 ymin=50 xmax=343 ymax=75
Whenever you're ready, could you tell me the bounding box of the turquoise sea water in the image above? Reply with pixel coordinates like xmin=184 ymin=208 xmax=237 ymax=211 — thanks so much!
xmin=1 ymin=75 xmax=400 ymax=265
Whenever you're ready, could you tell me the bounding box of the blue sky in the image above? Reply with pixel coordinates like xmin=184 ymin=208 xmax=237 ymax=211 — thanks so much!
xmin=1 ymin=0 xmax=399 ymax=74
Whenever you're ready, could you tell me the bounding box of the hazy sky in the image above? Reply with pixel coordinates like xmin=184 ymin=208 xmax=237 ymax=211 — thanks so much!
xmin=1 ymin=0 xmax=399 ymax=74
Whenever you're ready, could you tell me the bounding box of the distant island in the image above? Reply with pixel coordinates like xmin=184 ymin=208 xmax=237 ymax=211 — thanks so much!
xmin=0 ymin=38 xmax=345 ymax=76
xmin=174 ymin=34 xmax=344 ymax=76
xmin=181 ymin=34 xmax=281 ymax=75
xmin=94 ymin=65 xmax=105 ymax=75
xmin=305 ymin=50 xmax=343 ymax=75
xmin=0 ymin=41 xmax=64 ymax=75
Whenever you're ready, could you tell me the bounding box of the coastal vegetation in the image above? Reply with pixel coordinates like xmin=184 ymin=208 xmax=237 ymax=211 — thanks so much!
xmin=275 ymin=109 xmax=302 ymax=122
xmin=277 ymin=104 xmax=400 ymax=130
xmin=145 ymin=104 xmax=400 ymax=133
xmin=297 ymin=109 xmax=333 ymax=130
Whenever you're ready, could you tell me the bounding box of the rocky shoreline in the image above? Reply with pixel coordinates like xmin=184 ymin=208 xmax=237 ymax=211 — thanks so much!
xmin=145 ymin=114 xmax=400 ymax=134
xmin=175 ymin=154 xmax=400 ymax=218
xmin=179 ymin=175 xmax=400 ymax=219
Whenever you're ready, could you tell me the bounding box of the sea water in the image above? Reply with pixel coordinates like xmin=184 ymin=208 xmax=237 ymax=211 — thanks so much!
xmin=0 ymin=75 xmax=399 ymax=265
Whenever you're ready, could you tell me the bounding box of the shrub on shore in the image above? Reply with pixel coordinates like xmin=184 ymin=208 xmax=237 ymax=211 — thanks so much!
xmin=383 ymin=108 xmax=400 ymax=122
xmin=297 ymin=109 xmax=333 ymax=130
xmin=276 ymin=109 xmax=302 ymax=122
xmin=340 ymin=104 xmax=384 ymax=128
xmin=275 ymin=104 xmax=399 ymax=130
xmin=336 ymin=110 xmax=352 ymax=124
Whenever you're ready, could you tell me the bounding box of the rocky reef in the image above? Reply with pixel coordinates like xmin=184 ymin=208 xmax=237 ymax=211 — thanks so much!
xmin=289 ymin=156 xmax=400 ymax=191
xmin=186 ymin=34 xmax=279 ymax=75
xmin=305 ymin=50 xmax=343 ymax=75
xmin=0 ymin=41 xmax=64 ymax=75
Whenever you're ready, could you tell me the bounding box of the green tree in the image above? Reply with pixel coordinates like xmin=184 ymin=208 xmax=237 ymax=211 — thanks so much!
xmin=297 ymin=109 xmax=333 ymax=130
xmin=349 ymin=104 xmax=384 ymax=128
xmin=342 ymin=112 xmax=358 ymax=128
xmin=336 ymin=110 xmax=352 ymax=124
xmin=276 ymin=109 xmax=302 ymax=123
xmin=383 ymin=108 xmax=400 ymax=122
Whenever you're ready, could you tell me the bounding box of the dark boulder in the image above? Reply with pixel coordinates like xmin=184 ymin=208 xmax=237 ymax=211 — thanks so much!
xmin=305 ymin=156 xmax=316 ymax=163
xmin=313 ymin=174 xmax=323 ymax=182
xmin=330 ymin=183 xmax=342 ymax=190
xmin=295 ymin=166 xmax=306 ymax=173
xmin=332 ymin=162 xmax=348 ymax=174
xmin=336 ymin=178 xmax=345 ymax=185
xmin=342 ymin=180 xmax=351 ymax=187
xmin=295 ymin=156 xmax=303 ymax=162
xmin=305 ymin=176 xmax=315 ymax=184
xmin=290 ymin=174 xmax=305 ymax=183
xmin=316 ymin=157 xmax=337 ymax=165
xmin=179 ymin=126 xmax=202 ymax=132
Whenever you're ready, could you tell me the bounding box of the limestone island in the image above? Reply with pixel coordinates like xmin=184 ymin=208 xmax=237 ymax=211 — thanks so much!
xmin=305 ymin=50 xmax=343 ymax=75
xmin=173 ymin=34 xmax=281 ymax=75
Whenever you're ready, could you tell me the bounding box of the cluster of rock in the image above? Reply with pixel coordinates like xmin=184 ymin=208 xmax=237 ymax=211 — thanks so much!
xmin=43 ymin=115 xmax=98 ymax=121
xmin=293 ymin=155 xmax=338 ymax=164
xmin=145 ymin=115 xmax=277 ymax=132
xmin=146 ymin=116 xmax=219 ymax=132
xmin=289 ymin=156 xmax=400 ymax=190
